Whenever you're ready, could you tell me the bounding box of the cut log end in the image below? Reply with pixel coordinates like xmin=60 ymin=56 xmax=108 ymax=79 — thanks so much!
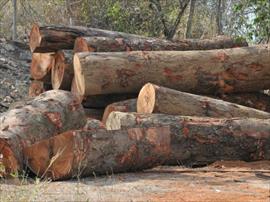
xmin=51 ymin=51 xmax=65 ymax=90
xmin=72 ymin=54 xmax=85 ymax=100
xmin=24 ymin=131 xmax=74 ymax=180
xmin=29 ymin=24 xmax=41 ymax=53
xmin=74 ymin=37 xmax=95 ymax=53
xmin=0 ymin=140 xmax=19 ymax=176
xmin=31 ymin=52 xmax=55 ymax=80
xmin=137 ymin=83 xmax=157 ymax=113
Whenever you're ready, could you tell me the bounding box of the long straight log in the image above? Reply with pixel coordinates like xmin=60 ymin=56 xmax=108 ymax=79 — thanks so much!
xmin=31 ymin=52 xmax=55 ymax=80
xmin=217 ymin=92 xmax=270 ymax=112
xmin=30 ymin=24 xmax=248 ymax=53
xmin=0 ymin=90 xmax=86 ymax=175
xmin=24 ymin=127 xmax=171 ymax=180
xmin=102 ymin=99 xmax=137 ymax=123
xmin=51 ymin=50 xmax=73 ymax=90
xmin=106 ymin=112 xmax=270 ymax=166
xmin=72 ymin=45 xmax=270 ymax=97
xmin=74 ymin=36 xmax=248 ymax=53
xmin=137 ymin=83 xmax=270 ymax=118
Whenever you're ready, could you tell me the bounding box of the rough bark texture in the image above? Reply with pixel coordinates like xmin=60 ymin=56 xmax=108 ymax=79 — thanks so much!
xmin=72 ymin=45 xmax=270 ymax=97
xmin=0 ymin=90 xmax=86 ymax=175
xmin=106 ymin=112 xmax=270 ymax=166
xmin=51 ymin=50 xmax=73 ymax=90
xmin=24 ymin=127 xmax=171 ymax=180
xmin=216 ymin=92 xmax=270 ymax=113
xmin=84 ymin=108 xmax=104 ymax=120
xmin=30 ymin=52 xmax=55 ymax=80
xmin=137 ymin=83 xmax=270 ymax=118
xmin=30 ymin=24 xmax=248 ymax=53
xmin=102 ymin=99 xmax=137 ymax=123
xmin=74 ymin=35 xmax=247 ymax=53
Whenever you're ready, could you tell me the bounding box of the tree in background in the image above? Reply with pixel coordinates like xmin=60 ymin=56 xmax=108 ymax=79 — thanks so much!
xmin=233 ymin=0 xmax=270 ymax=43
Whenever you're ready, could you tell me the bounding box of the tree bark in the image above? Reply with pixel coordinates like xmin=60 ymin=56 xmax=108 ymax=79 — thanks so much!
xmin=29 ymin=24 xmax=248 ymax=53
xmin=51 ymin=50 xmax=73 ymax=90
xmin=216 ymin=0 xmax=223 ymax=35
xmin=23 ymin=127 xmax=171 ymax=180
xmin=137 ymin=83 xmax=270 ymax=118
xmin=31 ymin=52 xmax=55 ymax=80
xmin=217 ymin=92 xmax=270 ymax=113
xmin=72 ymin=35 xmax=246 ymax=53
xmin=106 ymin=112 xmax=270 ymax=166
xmin=185 ymin=0 xmax=196 ymax=38
xmin=83 ymin=118 xmax=105 ymax=130
xmin=0 ymin=90 xmax=86 ymax=175
xmin=102 ymin=99 xmax=137 ymax=123
xmin=72 ymin=45 xmax=270 ymax=97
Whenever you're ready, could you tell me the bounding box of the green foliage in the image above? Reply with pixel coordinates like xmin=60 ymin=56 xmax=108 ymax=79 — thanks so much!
xmin=234 ymin=0 xmax=270 ymax=43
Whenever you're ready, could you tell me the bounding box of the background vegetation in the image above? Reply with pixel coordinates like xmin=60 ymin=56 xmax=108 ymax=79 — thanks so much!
xmin=0 ymin=0 xmax=269 ymax=43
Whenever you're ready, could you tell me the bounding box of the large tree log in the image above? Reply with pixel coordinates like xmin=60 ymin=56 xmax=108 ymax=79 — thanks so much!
xmin=30 ymin=24 xmax=248 ymax=53
xmin=0 ymin=90 xmax=86 ymax=175
xmin=102 ymin=99 xmax=137 ymax=123
xmin=74 ymin=35 xmax=247 ymax=53
xmin=72 ymin=45 xmax=270 ymax=97
xmin=30 ymin=52 xmax=55 ymax=80
xmin=137 ymin=83 xmax=270 ymax=118
xmin=24 ymin=127 xmax=170 ymax=180
xmin=51 ymin=50 xmax=73 ymax=90
xmin=106 ymin=112 xmax=270 ymax=166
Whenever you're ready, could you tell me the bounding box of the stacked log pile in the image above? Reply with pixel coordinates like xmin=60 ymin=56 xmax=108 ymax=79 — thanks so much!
xmin=0 ymin=24 xmax=270 ymax=180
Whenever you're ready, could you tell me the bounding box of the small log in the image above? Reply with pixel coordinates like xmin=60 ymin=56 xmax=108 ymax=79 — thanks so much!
xmin=106 ymin=112 xmax=270 ymax=166
xmin=72 ymin=45 xmax=270 ymax=97
xmin=102 ymin=99 xmax=137 ymax=123
xmin=84 ymin=108 xmax=104 ymax=120
xmin=30 ymin=52 xmax=55 ymax=80
xmin=0 ymin=90 xmax=86 ymax=175
xmin=74 ymin=35 xmax=248 ymax=53
xmin=137 ymin=83 xmax=270 ymax=118
xmin=24 ymin=127 xmax=171 ymax=180
xmin=51 ymin=50 xmax=73 ymax=90
xmin=29 ymin=24 xmax=248 ymax=52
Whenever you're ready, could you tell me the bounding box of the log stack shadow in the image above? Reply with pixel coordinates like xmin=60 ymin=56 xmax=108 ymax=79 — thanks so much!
xmin=0 ymin=24 xmax=269 ymax=180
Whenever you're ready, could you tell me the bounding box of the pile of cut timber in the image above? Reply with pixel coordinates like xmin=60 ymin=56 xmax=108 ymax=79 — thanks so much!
xmin=0 ymin=24 xmax=270 ymax=180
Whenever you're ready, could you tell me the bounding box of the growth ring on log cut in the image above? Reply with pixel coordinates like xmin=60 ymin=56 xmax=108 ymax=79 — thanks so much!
xmin=137 ymin=83 xmax=157 ymax=114
xmin=29 ymin=24 xmax=42 ymax=52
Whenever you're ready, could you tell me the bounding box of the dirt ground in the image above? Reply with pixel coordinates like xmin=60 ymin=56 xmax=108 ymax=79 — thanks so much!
xmin=0 ymin=160 xmax=269 ymax=202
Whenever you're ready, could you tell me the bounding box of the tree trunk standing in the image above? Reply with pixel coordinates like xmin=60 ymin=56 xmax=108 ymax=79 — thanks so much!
xmin=137 ymin=83 xmax=270 ymax=118
xmin=72 ymin=45 xmax=270 ymax=98
xmin=185 ymin=0 xmax=196 ymax=38
xmin=12 ymin=0 xmax=17 ymax=40
xmin=24 ymin=127 xmax=171 ymax=180
xmin=102 ymin=99 xmax=137 ymax=123
xmin=51 ymin=50 xmax=73 ymax=90
xmin=0 ymin=90 xmax=86 ymax=175
xmin=216 ymin=0 xmax=223 ymax=35
xmin=106 ymin=112 xmax=270 ymax=166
